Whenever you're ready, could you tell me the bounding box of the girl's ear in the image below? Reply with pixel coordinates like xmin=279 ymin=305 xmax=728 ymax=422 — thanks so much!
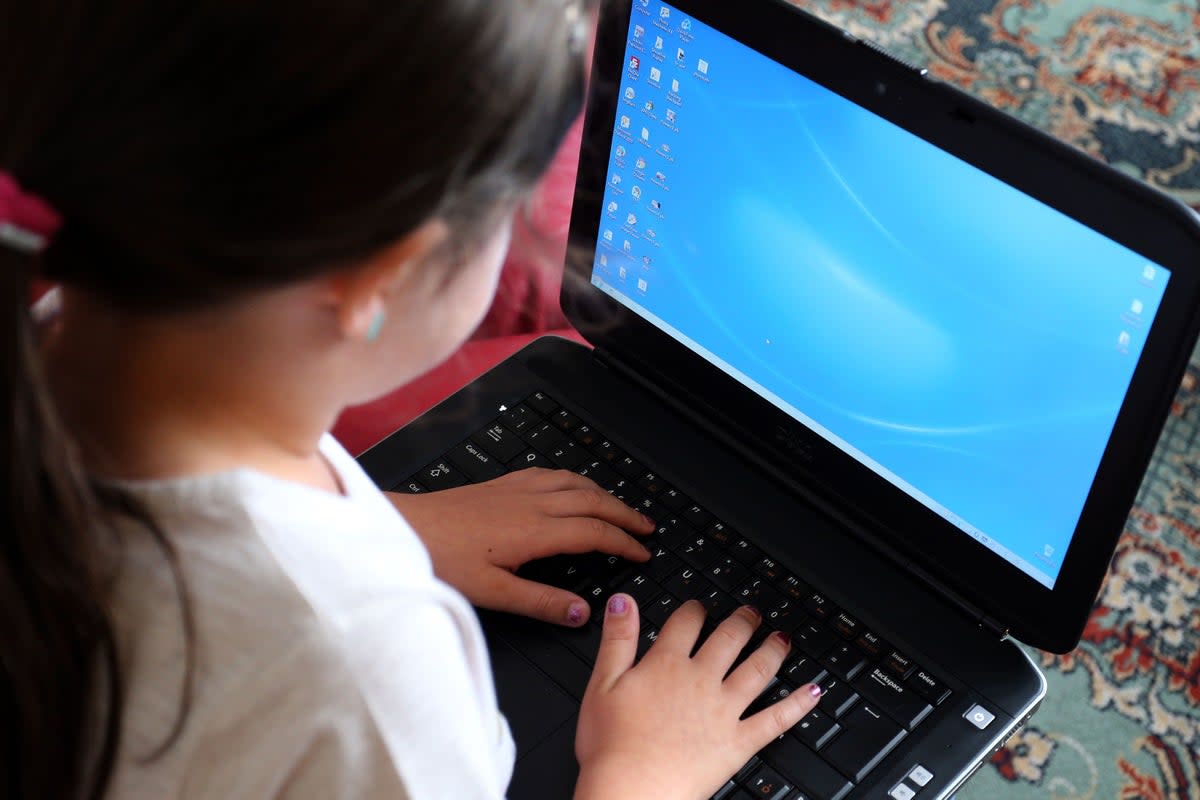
xmin=326 ymin=220 xmax=447 ymax=341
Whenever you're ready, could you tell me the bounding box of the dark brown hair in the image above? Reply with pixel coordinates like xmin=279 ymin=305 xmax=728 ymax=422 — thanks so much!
xmin=0 ymin=2 xmax=589 ymax=798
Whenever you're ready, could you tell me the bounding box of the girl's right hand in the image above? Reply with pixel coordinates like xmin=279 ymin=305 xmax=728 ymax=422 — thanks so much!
xmin=574 ymin=594 xmax=822 ymax=800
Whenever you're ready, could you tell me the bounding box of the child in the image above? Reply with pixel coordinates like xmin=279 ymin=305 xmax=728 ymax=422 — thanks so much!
xmin=0 ymin=2 xmax=821 ymax=798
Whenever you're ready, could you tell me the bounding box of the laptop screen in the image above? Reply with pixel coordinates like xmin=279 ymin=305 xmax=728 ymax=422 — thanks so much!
xmin=588 ymin=0 xmax=1172 ymax=589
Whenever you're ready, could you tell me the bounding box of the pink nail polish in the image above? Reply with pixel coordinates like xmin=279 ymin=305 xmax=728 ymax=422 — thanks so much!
xmin=808 ymin=683 xmax=823 ymax=698
xmin=567 ymin=603 xmax=587 ymax=625
xmin=608 ymin=594 xmax=629 ymax=615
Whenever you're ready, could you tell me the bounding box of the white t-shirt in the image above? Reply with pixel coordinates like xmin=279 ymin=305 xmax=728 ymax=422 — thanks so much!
xmin=103 ymin=435 xmax=515 ymax=799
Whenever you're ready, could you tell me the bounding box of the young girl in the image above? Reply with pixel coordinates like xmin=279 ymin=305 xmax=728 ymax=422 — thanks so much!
xmin=0 ymin=2 xmax=821 ymax=798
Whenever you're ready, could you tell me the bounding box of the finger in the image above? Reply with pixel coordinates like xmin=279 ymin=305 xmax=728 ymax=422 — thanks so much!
xmin=724 ymin=629 xmax=791 ymax=702
xmin=653 ymin=598 xmax=707 ymax=656
xmin=521 ymin=468 xmax=602 ymax=492
xmin=539 ymin=517 xmax=652 ymax=563
xmin=544 ymin=487 xmax=656 ymax=534
xmin=588 ymin=594 xmax=640 ymax=693
xmin=476 ymin=569 xmax=593 ymax=627
xmin=740 ymin=682 xmax=823 ymax=751
xmin=693 ymin=606 xmax=761 ymax=673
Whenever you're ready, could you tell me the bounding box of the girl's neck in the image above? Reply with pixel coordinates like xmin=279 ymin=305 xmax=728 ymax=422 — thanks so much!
xmin=41 ymin=288 xmax=346 ymax=493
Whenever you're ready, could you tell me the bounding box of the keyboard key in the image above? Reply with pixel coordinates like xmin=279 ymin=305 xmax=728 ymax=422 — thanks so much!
xmin=754 ymin=557 xmax=787 ymax=583
xmin=519 ymin=554 xmax=589 ymax=592
xmin=572 ymin=424 xmax=602 ymax=448
xmin=791 ymin=622 xmax=836 ymax=659
xmin=745 ymin=764 xmax=793 ymax=799
xmin=576 ymin=459 xmax=620 ymax=489
xmin=509 ymin=448 xmax=554 ymax=471
xmin=735 ymin=580 xmax=786 ymax=615
xmin=745 ymin=679 xmax=793 ymax=718
xmin=683 ymin=503 xmax=713 ymax=529
xmin=502 ymin=403 xmax=537 ymax=432
xmin=547 ymin=440 xmax=588 ymax=469
xmin=637 ymin=625 xmax=660 ymax=659
xmin=730 ymin=537 xmax=764 ymax=566
xmin=416 ymin=459 xmax=467 ymax=491
xmin=644 ymin=592 xmax=681 ymax=628
xmin=781 ymin=655 xmax=827 ymax=688
xmin=711 ymin=781 xmax=739 ymax=800
xmin=472 ymin=423 xmax=527 ymax=463
xmin=679 ymin=535 xmax=721 ymax=570
xmin=775 ymin=573 xmax=809 ymax=602
xmin=883 ymin=649 xmax=916 ymax=679
xmin=761 ymin=734 xmax=852 ymax=800
xmin=821 ymin=643 xmax=867 ymax=681
xmin=830 ymin=612 xmax=861 ymax=641
xmin=764 ymin=600 xmax=805 ymax=633
xmin=633 ymin=495 xmax=668 ymax=523
xmin=803 ymin=592 xmax=836 ymax=621
xmin=447 ymin=440 xmax=506 ymax=483
xmin=735 ymin=756 xmax=763 ymax=784
xmin=614 ymin=572 xmax=662 ymax=607
xmin=643 ymin=541 xmax=683 ymax=582
xmin=524 ymin=422 xmax=566 ymax=453
xmin=663 ymin=568 xmax=714 ymax=601
xmin=852 ymin=667 xmax=933 ymax=730
xmin=525 ymin=391 xmax=559 ymax=416
xmin=854 ymin=630 xmax=888 ymax=661
xmin=614 ymin=455 xmax=646 ymax=479
xmin=550 ymin=408 xmax=581 ymax=432
xmin=707 ymin=557 xmax=752 ymax=593
xmin=593 ymin=439 xmax=625 ymax=464
xmin=889 ymin=785 xmax=916 ymax=800
xmin=908 ymin=765 xmax=934 ymax=787
xmin=655 ymin=516 xmax=693 ymax=549
xmin=822 ymin=702 xmax=906 ymax=782
xmin=392 ymin=478 xmax=428 ymax=494
xmin=906 ymin=669 xmax=951 ymax=705
xmin=659 ymin=487 xmax=691 ymax=511
xmin=579 ymin=581 xmax=610 ymax=618
xmin=818 ymin=676 xmax=859 ymax=719
xmin=706 ymin=520 xmax=738 ymax=548
xmin=637 ymin=471 xmax=667 ymax=495
xmin=792 ymin=707 xmax=839 ymax=751
xmin=697 ymin=588 xmax=737 ymax=621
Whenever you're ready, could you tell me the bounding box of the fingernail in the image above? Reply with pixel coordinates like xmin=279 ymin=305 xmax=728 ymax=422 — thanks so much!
xmin=773 ymin=631 xmax=791 ymax=647
xmin=642 ymin=514 xmax=655 ymax=527
xmin=567 ymin=602 xmax=588 ymax=625
xmin=808 ymin=683 xmax=823 ymax=698
xmin=743 ymin=605 xmax=761 ymax=621
xmin=607 ymin=594 xmax=629 ymax=616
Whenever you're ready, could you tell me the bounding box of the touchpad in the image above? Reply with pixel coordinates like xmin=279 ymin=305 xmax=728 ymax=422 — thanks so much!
xmin=486 ymin=632 xmax=577 ymax=759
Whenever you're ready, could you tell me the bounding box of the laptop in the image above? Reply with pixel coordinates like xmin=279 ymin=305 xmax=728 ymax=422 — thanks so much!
xmin=357 ymin=1 xmax=1200 ymax=797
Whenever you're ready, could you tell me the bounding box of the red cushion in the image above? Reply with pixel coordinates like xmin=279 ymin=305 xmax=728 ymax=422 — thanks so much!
xmin=332 ymin=329 xmax=587 ymax=456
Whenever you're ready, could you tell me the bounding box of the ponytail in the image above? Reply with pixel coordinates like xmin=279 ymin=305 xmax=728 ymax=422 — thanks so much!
xmin=0 ymin=247 xmax=123 ymax=799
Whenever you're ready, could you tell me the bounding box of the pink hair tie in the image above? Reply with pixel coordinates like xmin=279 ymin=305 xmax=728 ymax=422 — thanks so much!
xmin=0 ymin=171 xmax=62 ymax=255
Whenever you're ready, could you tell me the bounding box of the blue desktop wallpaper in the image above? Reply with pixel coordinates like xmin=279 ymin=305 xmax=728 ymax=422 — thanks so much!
xmin=592 ymin=1 xmax=1169 ymax=588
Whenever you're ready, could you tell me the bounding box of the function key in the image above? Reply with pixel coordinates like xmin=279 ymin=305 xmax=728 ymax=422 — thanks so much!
xmin=614 ymin=454 xmax=646 ymax=478
xmin=682 ymin=503 xmax=712 ymax=529
xmin=884 ymin=649 xmax=916 ymax=679
xmin=803 ymin=592 xmax=835 ymax=621
xmin=525 ymin=391 xmax=559 ymax=416
xmin=906 ymin=669 xmax=951 ymax=705
xmin=637 ymin=471 xmax=667 ymax=495
xmin=392 ymin=478 xmax=428 ymax=494
xmin=593 ymin=439 xmax=625 ymax=464
xmin=706 ymin=520 xmax=738 ymax=548
xmin=472 ymin=423 xmax=526 ymax=463
xmin=659 ymin=487 xmax=691 ymax=511
xmin=729 ymin=537 xmax=764 ymax=566
xmin=502 ymin=403 xmax=537 ymax=433
xmin=754 ymin=557 xmax=786 ymax=583
xmin=830 ymin=612 xmax=862 ymax=640
xmin=776 ymin=573 xmax=809 ymax=602
xmin=523 ymin=422 xmax=566 ymax=452
xmin=416 ymin=459 xmax=467 ymax=491
xmin=572 ymin=424 xmax=602 ymax=448
xmin=550 ymin=408 xmax=582 ymax=432
xmin=508 ymin=449 xmax=554 ymax=471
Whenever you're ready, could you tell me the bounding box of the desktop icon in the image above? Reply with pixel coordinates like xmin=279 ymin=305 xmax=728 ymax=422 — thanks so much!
xmin=631 ymin=186 xmax=643 ymax=200
xmin=636 ymin=157 xmax=647 ymax=170
xmin=655 ymin=170 xmax=667 ymax=182
xmin=616 ymin=145 xmax=627 ymax=158
xmin=619 ymin=266 xmax=627 ymax=279
xmin=666 ymin=109 xmax=677 ymax=124
xmin=599 ymin=254 xmax=608 ymax=267
xmin=638 ymin=278 xmax=649 ymax=292
xmin=681 ymin=19 xmax=692 ymax=32
xmin=607 ymin=201 xmax=618 ymax=213
xmin=676 ymin=48 xmax=686 ymax=61
xmin=697 ymin=59 xmax=709 ymax=75
xmin=626 ymin=213 xmax=638 ymax=226
xmin=1131 ymin=299 xmax=1144 ymax=315
xmin=625 ymin=87 xmax=636 ymax=100
xmin=1118 ymin=331 xmax=1132 ymax=349
xmin=1143 ymin=265 xmax=1157 ymax=281
xmin=655 ymin=36 xmax=664 ymax=51
xmin=650 ymin=67 xmax=663 ymax=83
xmin=620 ymin=115 xmax=631 ymax=129
xmin=612 ymin=174 xmax=622 ymax=186
xmin=603 ymin=230 xmax=614 ymax=242
xmin=644 ymin=100 xmax=655 ymax=112
xmin=641 ymin=127 xmax=651 ymax=141
xmin=629 ymin=56 xmax=641 ymax=71
xmin=650 ymin=199 xmax=662 ymax=211
xmin=671 ymin=78 xmax=681 ymax=93
xmin=624 ymin=240 xmax=633 ymax=252
xmin=634 ymin=25 xmax=645 ymax=39
xmin=660 ymin=6 xmax=669 ymax=19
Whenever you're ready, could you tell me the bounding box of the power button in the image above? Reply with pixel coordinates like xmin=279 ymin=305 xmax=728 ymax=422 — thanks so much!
xmin=965 ymin=704 xmax=996 ymax=730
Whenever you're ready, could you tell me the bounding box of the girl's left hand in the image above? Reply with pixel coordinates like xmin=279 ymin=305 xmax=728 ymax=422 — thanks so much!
xmin=386 ymin=468 xmax=654 ymax=627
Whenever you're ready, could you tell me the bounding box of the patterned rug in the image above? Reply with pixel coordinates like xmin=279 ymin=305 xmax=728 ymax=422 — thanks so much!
xmin=782 ymin=2 xmax=1200 ymax=798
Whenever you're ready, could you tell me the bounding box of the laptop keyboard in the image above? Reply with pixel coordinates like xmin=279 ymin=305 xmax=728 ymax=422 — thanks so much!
xmin=394 ymin=391 xmax=955 ymax=800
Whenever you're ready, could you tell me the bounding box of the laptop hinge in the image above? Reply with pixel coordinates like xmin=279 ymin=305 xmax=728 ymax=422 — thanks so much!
xmin=590 ymin=348 xmax=1015 ymax=644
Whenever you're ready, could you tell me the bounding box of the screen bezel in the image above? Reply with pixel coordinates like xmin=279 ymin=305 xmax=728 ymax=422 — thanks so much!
xmin=563 ymin=0 xmax=1200 ymax=653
